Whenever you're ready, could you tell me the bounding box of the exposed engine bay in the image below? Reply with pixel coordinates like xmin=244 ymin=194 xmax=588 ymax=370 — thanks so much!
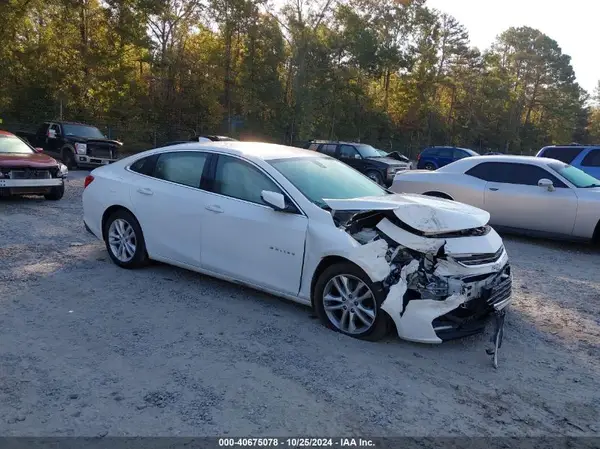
xmin=330 ymin=202 xmax=512 ymax=368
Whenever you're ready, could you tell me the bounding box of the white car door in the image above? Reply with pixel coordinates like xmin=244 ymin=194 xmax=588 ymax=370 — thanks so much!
xmin=128 ymin=151 xmax=211 ymax=267
xmin=472 ymin=161 xmax=577 ymax=235
xmin=200 ymin=154 xmax=308 ymax=295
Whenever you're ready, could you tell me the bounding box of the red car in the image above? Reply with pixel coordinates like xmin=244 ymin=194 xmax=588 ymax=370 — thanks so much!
xmin=0 ymin=130 xmax=68 ymax=200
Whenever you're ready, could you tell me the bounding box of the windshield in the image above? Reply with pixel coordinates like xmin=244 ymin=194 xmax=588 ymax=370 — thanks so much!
xmin=548 ymin=162 xmax=600 ymax=188
xmin=268 ymin=156 xmax=389 ymax=208
xmin=356 ymin=144 xmax=382 ymax=158
xmin=62 ymin=124 xmax=105 ymax=139
xmin=0 ymin=136 xmax=34 ymax=154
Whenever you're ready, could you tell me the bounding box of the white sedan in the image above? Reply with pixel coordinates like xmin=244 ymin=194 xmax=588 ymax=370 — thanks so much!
xmin=391 ymin=155 xmax=600 ymax=243
xmin=83 ymin=142 xmax=512 ymax=346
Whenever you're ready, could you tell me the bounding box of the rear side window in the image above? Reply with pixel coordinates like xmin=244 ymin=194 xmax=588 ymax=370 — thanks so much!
xmin=153 ymin=151 xmax=208 ymax=188
xmin=581 ymin=149 xmax=600 ymax=167
xmin=436 ymin=148 xmax=453 ymax=158
xmin=129 ymin=155 xmax=157 ymax=176
xmin=540 ymin=147 xmax=583 ymax=164
xmin=318 ymin=144 xmax=337 ymax=156
xmin=307 ymin=143 xmax=319 ymax=151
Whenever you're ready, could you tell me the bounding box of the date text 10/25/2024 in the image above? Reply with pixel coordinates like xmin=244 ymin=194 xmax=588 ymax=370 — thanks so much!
xmin=218 ymin=438 xmax=376 ymax=447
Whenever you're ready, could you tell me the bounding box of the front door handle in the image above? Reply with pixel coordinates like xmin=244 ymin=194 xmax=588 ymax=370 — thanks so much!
xmin=489 ymin=187 xmax=499 ymax=191
xmin=205 ymin=204 xmax=224 ymax=214
xmin=137 ymin=187 xmax=154 ymax=196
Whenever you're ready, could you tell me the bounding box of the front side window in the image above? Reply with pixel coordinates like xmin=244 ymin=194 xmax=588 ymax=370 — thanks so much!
xmin=581 ymin=149 xmax=600 ymax=167
xmin=453 ymin=149 xmax=469 ymax=159
xmin=268 ymin=156 xmax=388 ymax=209
xmin=0 ymin=136 xmax=34 ymax=154
xmin=153 ymin=151 xmax=208 ymax=188
xmin=355 ymin=144 xmax=381 ymax=158
xmin=214 ymin=155 xmax=281 ymax=205
xmin=339 ymin=144 xmax=360 ymax=159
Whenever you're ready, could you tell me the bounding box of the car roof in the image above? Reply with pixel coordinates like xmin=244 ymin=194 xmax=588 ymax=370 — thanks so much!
xmin=541 ymin=144 xmax=600 ymax=150
xmin=149 ymin=141 xmax=323 ymax=161
xmin=437 ymin=155 xmax=562 ymax=172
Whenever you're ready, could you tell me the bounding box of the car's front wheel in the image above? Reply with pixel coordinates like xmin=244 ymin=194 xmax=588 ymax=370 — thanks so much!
xmin=366 ymin=170 xmax=384 ymax=185
xmin=313 ymin=262 xmax=390 ymax=341
xmin=103 ymin=209 xmax=149 ymax=269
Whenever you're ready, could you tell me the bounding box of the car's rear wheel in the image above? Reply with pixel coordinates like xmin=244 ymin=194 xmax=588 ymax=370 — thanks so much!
xmin=44 ymin=183 xmax=64 ymax=201
xmin=103 ymin=209 xmax=149 ymax=269
xmin=366 ymin=170 xmax=383 ymax=185
xmin=424 ymin=162 xmax=436 ymax=170
xmin=313 ymin=262 xmax=390 ymax=341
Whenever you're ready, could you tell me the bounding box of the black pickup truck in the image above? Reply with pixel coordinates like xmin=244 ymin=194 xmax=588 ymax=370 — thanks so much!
xmin=16 ymin=121 xmax=122 ymax=169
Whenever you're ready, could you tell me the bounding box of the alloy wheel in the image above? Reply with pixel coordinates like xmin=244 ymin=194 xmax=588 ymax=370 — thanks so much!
xmin=108 ymin=218 xmax=137 ymax=263
xmin=322 ymin=274 xmax=377 ymax=334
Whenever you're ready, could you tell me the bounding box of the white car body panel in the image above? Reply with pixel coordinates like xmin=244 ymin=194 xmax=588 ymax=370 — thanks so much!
xmin=83 ymin=142 xmax=512 ymax=345
xmin=392 ymin=155 xmax=600 ymax=241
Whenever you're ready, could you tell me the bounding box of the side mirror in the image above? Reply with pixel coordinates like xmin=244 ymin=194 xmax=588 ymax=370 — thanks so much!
xmin=261 ymin=190 xmax=292 ymax=212
xmin=538 ymin=178 xmax=555 ymax=192
xmin=34 ymin=147 xmax=44 ymax=153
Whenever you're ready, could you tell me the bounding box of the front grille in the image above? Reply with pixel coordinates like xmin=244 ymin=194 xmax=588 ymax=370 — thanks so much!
xmin=8 ymin=169 xmax=52 ymax=180
xmin=88 ymin=145 xmax=116 ymax=159
xmin=453 ymin=245 xmax=504 ymax=266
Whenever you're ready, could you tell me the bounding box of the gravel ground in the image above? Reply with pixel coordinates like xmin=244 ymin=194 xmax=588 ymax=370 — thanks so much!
xmin=0 ymin=172 xmax=598 ymax=437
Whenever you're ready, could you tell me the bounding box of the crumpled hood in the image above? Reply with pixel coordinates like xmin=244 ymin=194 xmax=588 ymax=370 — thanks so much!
xmin=323 ymin=193 xmax=490 ymax=233
xmin=0 ymin=152 xmax=59 ymax=168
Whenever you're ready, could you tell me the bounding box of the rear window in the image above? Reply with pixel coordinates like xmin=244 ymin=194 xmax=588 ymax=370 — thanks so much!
xmin=539 ymin=147 xmax=583 ymax=164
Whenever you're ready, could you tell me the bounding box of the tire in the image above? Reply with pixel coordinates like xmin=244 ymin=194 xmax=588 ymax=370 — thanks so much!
xmin=44 ymin=183 xmax=64 ymax=201
xmin=313 ymin=262 xmax=390 ymax=341
xmin=424 ymin=162 xmax=436 ymax=170
xmin=103 ymin=209 xmax=149 ymax=269
xmin=62 ymin=147 xmax=77 ymax=170
xmin=366 ymin=170 xmax=384 ymax=185
xmin=423 ymin=191 xmax=453 ymax=200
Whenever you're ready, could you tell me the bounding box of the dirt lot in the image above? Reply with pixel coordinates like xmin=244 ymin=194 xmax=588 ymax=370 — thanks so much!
xmin=0 ymin=172 xmax=598 ymax=437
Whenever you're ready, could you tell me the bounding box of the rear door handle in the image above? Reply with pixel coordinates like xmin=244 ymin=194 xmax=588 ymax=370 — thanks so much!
xmin=137 ymin=187 xmax=154 ymax=196
xmin=205 ymin=204 xmax=224 ymax=213
xmin=489 ymin=187 xmax=499 ymax=191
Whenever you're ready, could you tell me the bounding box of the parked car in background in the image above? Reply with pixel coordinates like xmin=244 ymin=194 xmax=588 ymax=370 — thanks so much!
xmin=83 ymin=141 xmax=511 ymax=350
xmin=536 ymin=144 xmax=600 ymax=179
xmin=165 ymin=135 xmax=238 ymax=146
xmin=16 ymin=121 xmax=121 ymax=170
xmin=416 ymin=146 xmax=479 ymax=170
xmin=0 ymin=130 xmax=68 ymax=200
xmin=391 ymin=155 xmax=600 ymax=244
xmin=306 ymin=140 xmax=410 ymax=185
xmin=374 ymin=149 xmax=413 ymax=169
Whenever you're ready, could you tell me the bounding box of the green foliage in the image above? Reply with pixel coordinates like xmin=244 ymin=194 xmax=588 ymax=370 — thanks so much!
xmin=0 ymin=0 xmax=595 ymax=154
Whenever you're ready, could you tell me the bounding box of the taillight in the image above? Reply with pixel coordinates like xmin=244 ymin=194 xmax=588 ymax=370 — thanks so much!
xmin=84 ymin=175 xmax=94 ymax=189
xmin=417 ymin=153 xmax=421 ymax=161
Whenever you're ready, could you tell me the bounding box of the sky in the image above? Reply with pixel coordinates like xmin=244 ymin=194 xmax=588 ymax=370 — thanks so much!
xmin=270 ymin=0 xmax=599 ymax=96
xmin=426 ymin=0 xmax=599 ymax=96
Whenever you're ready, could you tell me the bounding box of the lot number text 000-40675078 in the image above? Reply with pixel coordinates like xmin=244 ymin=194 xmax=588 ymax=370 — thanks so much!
xmin=218 ymin=438 xmax=376 ymax=447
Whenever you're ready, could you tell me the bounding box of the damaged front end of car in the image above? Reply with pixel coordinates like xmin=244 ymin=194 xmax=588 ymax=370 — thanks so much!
xmin=325 ymin=194 xmax=512 ymax=368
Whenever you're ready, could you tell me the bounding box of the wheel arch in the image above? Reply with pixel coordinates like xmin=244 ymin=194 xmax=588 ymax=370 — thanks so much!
xmin=101 ymin=205 xmax=138 ymax=241
xmin=593 ymin=220 xmax=600 ymax=245
xmin=310 ymin=254 xmax=385 ymax=307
